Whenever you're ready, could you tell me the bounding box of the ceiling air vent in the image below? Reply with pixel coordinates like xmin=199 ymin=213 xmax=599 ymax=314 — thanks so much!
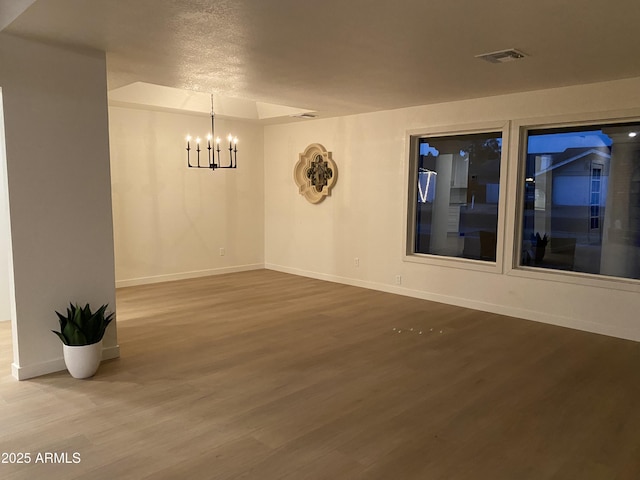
xmin=475 ymin=48 xmax=527 ymax=64
xmin=291 ymin=113 xmax=318 ymax=119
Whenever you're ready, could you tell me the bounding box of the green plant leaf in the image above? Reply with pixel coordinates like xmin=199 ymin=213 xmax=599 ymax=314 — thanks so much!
xmin=68 ymin=329 xmax=88 ymax=346
xmin=55 ymin=311 xmax=67 ymax=329
xmin=51 ymin=330 xmax=68 ymax=345
xmin=96 ymin=310 xmax=114 ymax=342
xmin=61 ymin=315 xmax=84 ymax=346
xmin=73 ymin=304 xmax=84 ymax=331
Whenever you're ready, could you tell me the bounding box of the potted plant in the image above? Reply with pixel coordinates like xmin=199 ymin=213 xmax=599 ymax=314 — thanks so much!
xmin=52 ymin=303 xmax=114 ymax=379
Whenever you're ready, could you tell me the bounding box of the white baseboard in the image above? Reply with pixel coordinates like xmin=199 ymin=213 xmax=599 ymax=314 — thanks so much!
xmin=265 ymin=263 xmax=640 ymax=343
xmin=102 ymin=344 xmax=120 ymax=362
xmin=12 ymin=344 xmax=120 ymax=381
xmin=116 ymin=264 xmax=264 ymax=288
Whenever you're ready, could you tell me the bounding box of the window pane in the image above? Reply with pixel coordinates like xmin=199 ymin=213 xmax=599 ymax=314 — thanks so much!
xmin=521 ymin=122 xmax=640 ymax=280
xmin=413 ymin=132 xmax=502 ymax=262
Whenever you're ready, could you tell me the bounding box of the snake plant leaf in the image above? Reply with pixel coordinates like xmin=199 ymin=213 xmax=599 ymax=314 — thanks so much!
xmin=86 ymin=311 xmax=101 ymax=342
xmin=68 ymin=329 xmax=88 ymax=346
xmin=74 ymin=304 xmax=86 ymax=331
xmin=95 ymin=304 xmax=107 ymax=317
xmin=96 ymin=310 xmax=114 ymax=342
xmin=55 ymin=311 xmax=68 ymax=329
xmin=81 ymin=303 xmax=92 ymax=327
xmin=51 ymin=330 xmax=68 ymax=345
xmin=62 ymin=314 xmax=88 ymax=346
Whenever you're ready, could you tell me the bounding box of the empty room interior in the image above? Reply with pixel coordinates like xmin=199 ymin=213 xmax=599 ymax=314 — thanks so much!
xmin=0 ymin=1 xmax=639 ymax=479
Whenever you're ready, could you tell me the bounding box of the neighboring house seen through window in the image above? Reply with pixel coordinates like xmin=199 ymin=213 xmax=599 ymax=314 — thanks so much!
xmin=521 ymin=122 xmax=640 ymax=280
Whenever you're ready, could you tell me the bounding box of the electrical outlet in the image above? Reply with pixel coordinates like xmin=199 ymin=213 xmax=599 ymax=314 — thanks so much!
xmin=354 ymin=257 xmax=359 ymax=267
xmin=219 ymin=248 xmax=225 ymax=256
xmin=395 ymin=275 xmax=402 ymax=285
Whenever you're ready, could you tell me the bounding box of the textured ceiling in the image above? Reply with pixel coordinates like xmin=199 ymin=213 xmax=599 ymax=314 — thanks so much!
xmin=3 ymin=0 xmax=640 ymax=120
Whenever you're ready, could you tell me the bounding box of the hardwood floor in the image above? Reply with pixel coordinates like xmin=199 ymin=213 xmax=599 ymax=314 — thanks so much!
xmin=1 ymin=269 xmax=639 ymax=479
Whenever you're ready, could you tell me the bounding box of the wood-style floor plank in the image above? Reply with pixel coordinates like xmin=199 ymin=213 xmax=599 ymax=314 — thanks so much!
xmin=0 ymin=269 xmax=639 ymax=479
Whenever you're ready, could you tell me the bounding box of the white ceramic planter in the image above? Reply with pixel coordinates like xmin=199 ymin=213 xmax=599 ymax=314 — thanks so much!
xmin=63 ymin=340 xmax=103 ymax=379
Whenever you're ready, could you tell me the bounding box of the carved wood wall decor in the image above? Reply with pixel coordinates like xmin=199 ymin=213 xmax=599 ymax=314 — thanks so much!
xmin=294 ymin=143 xmax=338 ymax=204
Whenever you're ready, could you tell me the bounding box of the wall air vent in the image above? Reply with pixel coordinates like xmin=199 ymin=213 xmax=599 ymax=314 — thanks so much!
xmin=475 ymin=48 xmax=527 ymax=64
xmin=291 ymin=113 xmax=318 ymax=119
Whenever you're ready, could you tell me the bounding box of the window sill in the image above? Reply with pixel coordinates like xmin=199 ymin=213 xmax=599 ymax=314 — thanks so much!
xmin=507 ymin=265 xmax=640 ymax=293
xmin=403 ymin=252 xmax=503 ymax=274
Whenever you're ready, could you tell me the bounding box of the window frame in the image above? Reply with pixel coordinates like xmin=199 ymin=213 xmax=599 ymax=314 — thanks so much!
xmin=403 ymin=121 xmax=510 ymax=274
xmin=507 ymin=112 xmax=640 ymax=292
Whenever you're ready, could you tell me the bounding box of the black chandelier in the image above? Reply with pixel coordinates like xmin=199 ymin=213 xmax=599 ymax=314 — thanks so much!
xmin=185 ymin=95 xmax=237 ymax=171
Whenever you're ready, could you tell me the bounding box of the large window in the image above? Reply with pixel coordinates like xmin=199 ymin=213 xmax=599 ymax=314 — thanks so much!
xmin=409 ymin=131 xmax=502 ymax=262
xmin=520 ymin=122 xmax=640 ymax=280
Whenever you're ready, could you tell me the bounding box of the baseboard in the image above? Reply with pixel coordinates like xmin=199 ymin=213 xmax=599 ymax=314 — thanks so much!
xmin=101 ymin=344 xmax=121 ymax=362
xmin=12 ymin=344 xmax=120 ymax=381
xmin=265 ymin=263 xmax=640 ymax=343
xmin=116 ymin=264 xmax=264 ymax=288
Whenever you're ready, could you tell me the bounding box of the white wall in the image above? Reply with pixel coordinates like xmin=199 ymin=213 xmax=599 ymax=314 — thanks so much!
xmin=264 ymin=77 xmax=640 ymax=342
xmin=109 ymin=106 xmax=264 ymax=286
xmin=0 ymin=88 xmax=11 ymax=321
xmin=0 ymin=33 xmax=117 ymax=379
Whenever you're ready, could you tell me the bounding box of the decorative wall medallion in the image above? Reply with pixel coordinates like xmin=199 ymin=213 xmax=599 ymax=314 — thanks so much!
xmin=294 ymin=143 xmax=338 ymax=204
